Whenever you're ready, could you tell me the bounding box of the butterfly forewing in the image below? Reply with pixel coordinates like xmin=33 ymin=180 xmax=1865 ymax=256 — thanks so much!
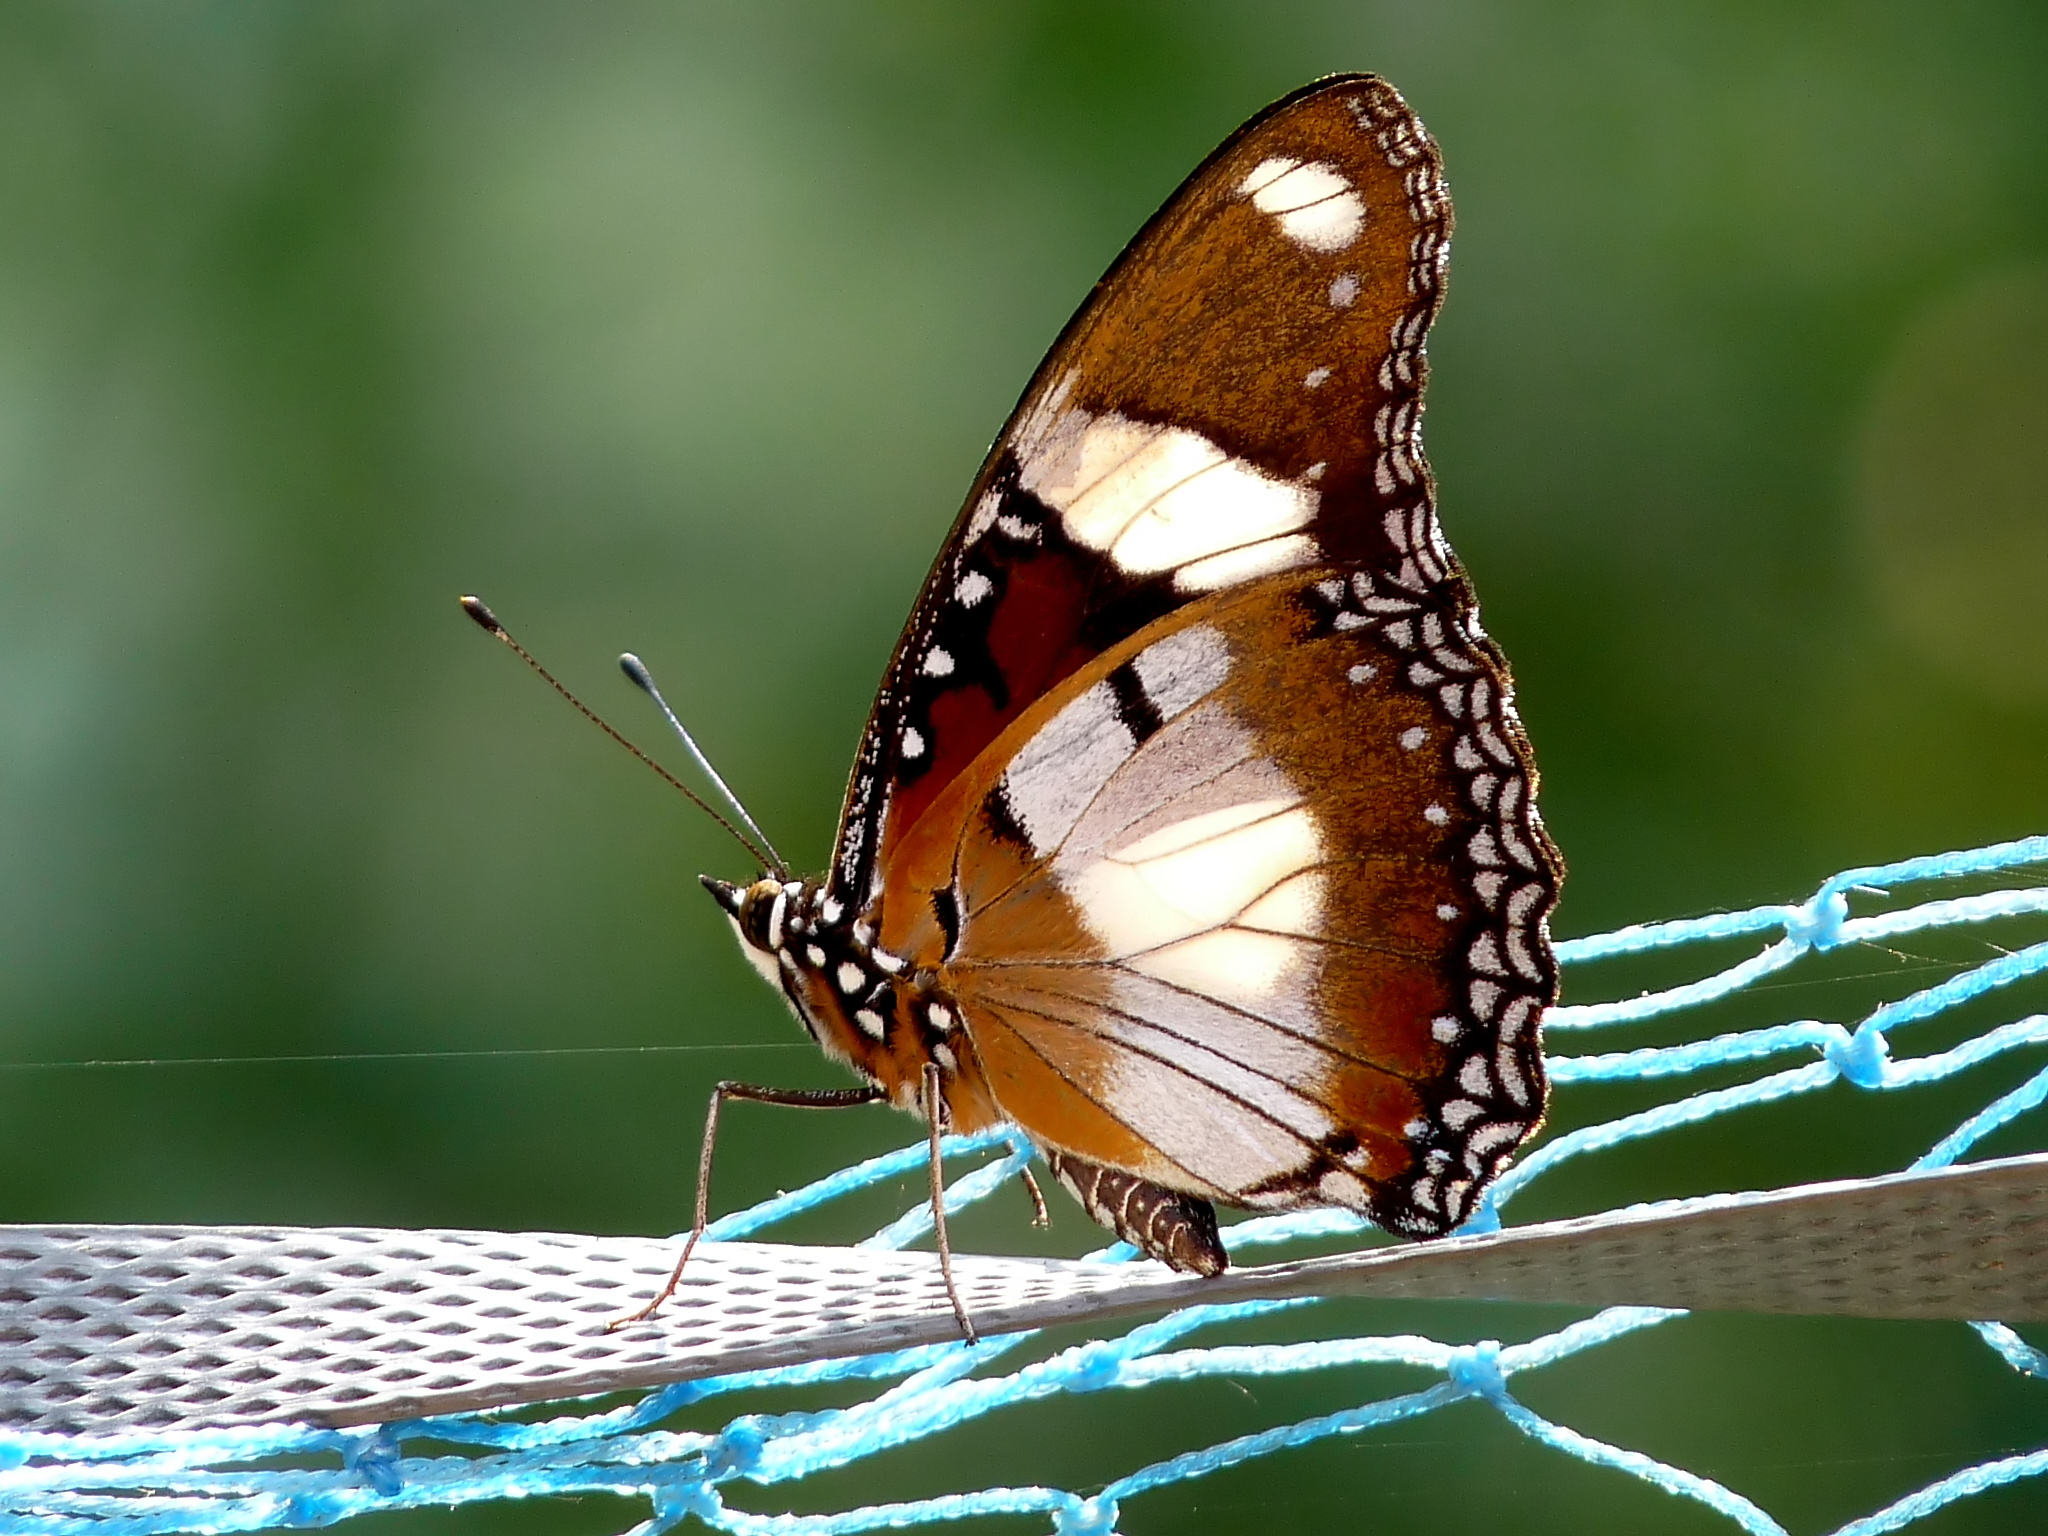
xmin=833 ymin=76 xmax=1461 ymax=907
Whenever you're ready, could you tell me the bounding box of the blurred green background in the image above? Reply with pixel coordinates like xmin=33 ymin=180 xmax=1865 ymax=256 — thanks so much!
xmin=4 ymin=2 xmax=2047 ymax=1532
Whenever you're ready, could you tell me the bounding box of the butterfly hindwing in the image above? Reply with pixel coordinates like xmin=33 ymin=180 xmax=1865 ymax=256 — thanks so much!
xmin=833 ymin=75 xmax=1461 ymax=907
xmin=875 ymin=563 xmax=1554 ymax=1234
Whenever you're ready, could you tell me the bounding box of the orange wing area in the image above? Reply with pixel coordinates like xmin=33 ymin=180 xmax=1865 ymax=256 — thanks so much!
xmin=875 ymin=570 xmax=1555 ymax=1224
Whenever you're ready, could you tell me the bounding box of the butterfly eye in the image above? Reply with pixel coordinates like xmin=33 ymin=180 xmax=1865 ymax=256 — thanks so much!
xmin=735 ymin=879 xmax=786 ymax=951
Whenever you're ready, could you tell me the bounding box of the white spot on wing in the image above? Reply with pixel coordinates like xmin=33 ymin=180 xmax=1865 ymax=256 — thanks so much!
xmin=854 ymin=1008 xmax=887 ymax=1039
xmin=922 ymin=648 xmax=955 ymax=678
xmin=1400 ymin=726 xmax=1427 ymax=751
xmin=1304 ymin=367 xmax=1332 ymax=389
xmin=1238 ymin=157 xmax=1365 ymax=252
xmin=1329 ymin=273 xmax=1361 ymax=307
xmin=836 ymin=962 xmax=864 ymax=994
xmin=957 ymin=571 xmax=993 ymax=607
xmin=963 ymin=489 xmax=1001 ymax=544
xmin=901 ymin=727 xmax=925 ymax=760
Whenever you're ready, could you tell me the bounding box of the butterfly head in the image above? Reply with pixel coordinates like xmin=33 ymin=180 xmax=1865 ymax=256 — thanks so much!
xmin=702 ymin=874 xmax=797 ymax=987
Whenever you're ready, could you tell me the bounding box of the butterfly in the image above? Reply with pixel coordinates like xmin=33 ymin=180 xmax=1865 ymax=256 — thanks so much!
xmin=513 ymin=73 xmax=1562 ymax=1333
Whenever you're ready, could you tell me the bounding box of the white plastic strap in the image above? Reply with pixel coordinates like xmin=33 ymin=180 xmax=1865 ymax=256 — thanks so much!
xmin=4 ymin=1152 xmax=2042 ymax=1436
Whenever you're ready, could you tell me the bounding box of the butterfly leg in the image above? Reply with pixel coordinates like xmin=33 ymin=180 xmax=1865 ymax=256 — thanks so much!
xmin=1019 ymin=1166 xmax=1050 ymax=1229
xmin=1044 ymin=1149 xmax=1229 ymax=1276
xmin=607 ymin=1079 xmax=886 ymax=1331
xmin=923 ymin=1061 xmax=980 ymax=1343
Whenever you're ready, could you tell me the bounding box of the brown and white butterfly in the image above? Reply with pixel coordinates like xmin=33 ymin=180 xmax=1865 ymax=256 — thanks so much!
xmin=607 ymin=75 xmax=1560 ymax=1328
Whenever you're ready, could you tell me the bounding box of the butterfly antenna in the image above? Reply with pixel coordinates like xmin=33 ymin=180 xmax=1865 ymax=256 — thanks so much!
xmin=618 ymin=651 xmax=787 ymax=877
xmin=459 ymin=596 xmax=778 ymax=872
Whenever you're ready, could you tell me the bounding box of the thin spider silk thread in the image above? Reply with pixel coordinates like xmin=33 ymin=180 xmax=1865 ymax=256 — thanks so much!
xmin=5 ymin=832 xmax=2047 ymax=1536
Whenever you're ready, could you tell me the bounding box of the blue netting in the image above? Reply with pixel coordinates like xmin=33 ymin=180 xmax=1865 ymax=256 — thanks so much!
xmin=8 ymin=833 xmax=2048 ymax=1535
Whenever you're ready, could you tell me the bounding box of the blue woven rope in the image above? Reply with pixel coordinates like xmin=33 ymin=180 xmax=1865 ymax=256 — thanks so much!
xmin=6 ymin=833 xmax=2047 ymax=1535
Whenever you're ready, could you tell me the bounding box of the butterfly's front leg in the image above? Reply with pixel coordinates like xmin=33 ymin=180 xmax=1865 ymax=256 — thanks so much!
xmin=607 ymin=1079 xmax=886 ymax=1331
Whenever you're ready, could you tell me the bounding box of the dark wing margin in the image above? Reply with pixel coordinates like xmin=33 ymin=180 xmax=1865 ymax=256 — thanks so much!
xmin=830 ymin=74 xmax=1459 ymax=905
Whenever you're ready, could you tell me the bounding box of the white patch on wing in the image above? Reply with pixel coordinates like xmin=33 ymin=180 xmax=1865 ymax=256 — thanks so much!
xmin=1014 ymin=407 xmax=1318 ymax=579
xmin=977 ymin=988 xmax=1326 ymax=1194
xmin=1097 ymin=1018 xmax=1335 ymax=1145
xmin=1130 ymin=928 xmax=1302 ymax=1005
xmin=1318 ymin=1168 xmax=1372 ymax=1207
xmin=1236 ymin=870 xmax=1324 ymax=938
xmin=1069 ymin=802 xmax=1322 ymax=957
xmin=1000 ymin=681 xmax=1136 ymax=854
xmin=1115 ymin=796 xmax=1297 ymax=863
xmin=1172 ymin=532 xmax=1320 ymax=592
xmin=1059 ymin=703 xmax=1270 ymax=864
xmin=1238 ymin=157 xmax=1365 ymax=252
xmin=1129 ymin=623 xmax=1231 ymax=718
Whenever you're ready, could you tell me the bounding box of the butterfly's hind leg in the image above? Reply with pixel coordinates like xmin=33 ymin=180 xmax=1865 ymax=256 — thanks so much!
xmin=607 ymin=1080 xmax=887 ymax=1331
xmin=1044 ymin=1149 xmax=1228 ymax=1275
xmin=1019 ymin=1166 xmax=1050 ymax=1228
xmin=923 ymin=1061 xmax=980 ymax=1343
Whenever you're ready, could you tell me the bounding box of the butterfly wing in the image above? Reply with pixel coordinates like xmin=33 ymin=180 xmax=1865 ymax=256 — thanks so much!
xmin=876 ymin=567 xmax=1556 ymax=1236
xmin=831 ymin=75 xmax=1465 ymax=910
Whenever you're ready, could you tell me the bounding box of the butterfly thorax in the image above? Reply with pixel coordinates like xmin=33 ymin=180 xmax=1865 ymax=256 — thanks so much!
xmin=705 ymin=874 xmax=999 ymax=1129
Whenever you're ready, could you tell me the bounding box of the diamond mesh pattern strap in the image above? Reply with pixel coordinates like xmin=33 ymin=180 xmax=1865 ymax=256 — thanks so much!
xmin=7 ymin=1152 xmax=2042 ymax=1437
